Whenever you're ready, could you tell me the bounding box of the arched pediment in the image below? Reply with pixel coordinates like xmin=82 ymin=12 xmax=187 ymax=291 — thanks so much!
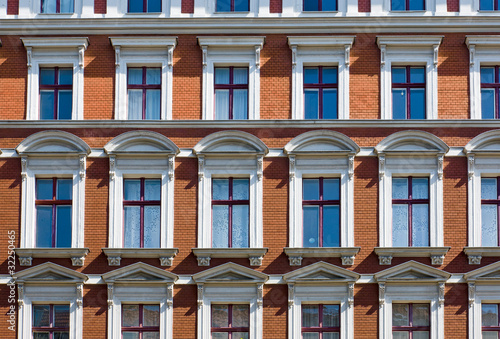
xmin=284 ymin=130 xmax=360 ymax=156
xmin=374 ymin=261 xmax=450 ymax=283
xmin=193 ymin=131 xmax=268 ymax=156
xmin=465 ymin=129 xmax=500 ymax=154
xmin=283 ymin=261 xmax=360 ymax=284
xmin=16 ymin=130 xmax=90 ymax=156
xmin=193 ymin=262 xmax=268 ymax=284
xmin=104 ymin=131 xmax=180 ymax=156
xmin=102 ymin=262 xmax=179 ymax=284
xmin=375 ymin=131 xmax=449 ymax=155
xmin=14 ymin=262 xmax=88 ymax=284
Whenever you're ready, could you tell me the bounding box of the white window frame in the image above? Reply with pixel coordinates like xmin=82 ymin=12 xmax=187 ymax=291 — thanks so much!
xmin=377 ymin=36 xmax=442 ymax=120
xmin=198 ymin=37 xmax=265 ymax=120
xmin=110 ymin=37 xmax=177 ymax=120
xmin=21 ymin=37 xmax=88 ymax=121
xmin=287 ymin=36 xmax=354 ymax=120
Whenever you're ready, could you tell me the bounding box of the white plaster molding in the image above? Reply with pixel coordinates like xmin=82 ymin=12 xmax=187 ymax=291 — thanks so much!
xmin=15 ymin=248 xmax=89 ymax=267
xmin=192 ymin=248 xmax=268 ymax=266
xmin=374 ymin=247 xmax=450 ymax=265
xmin=102 ymin=248 xmax=179 ymax=266
xmin=464 ymin=247 xmax=500 ymax=264
xmin=284 ymin=247 xmax=360 ymax=266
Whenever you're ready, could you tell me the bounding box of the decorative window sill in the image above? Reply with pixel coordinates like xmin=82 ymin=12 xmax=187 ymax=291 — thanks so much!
xmin=374 ymin=247 xmax=450 ymax=265
xmin=14 ymin=248 xmax=89 ymax=267
xmin=102 ymin=248 xmax=179 ymax=266
xmin=464 ymin=247 xmax=500 ymax=265
xmin=192 ymin=248 xmax=268 ymax=266
xmin=283 ymin=247 xmax=361 ymax=266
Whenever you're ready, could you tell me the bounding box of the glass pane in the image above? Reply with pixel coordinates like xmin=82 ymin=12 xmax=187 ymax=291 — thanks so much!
xmin=57 ymin=179 xmax=72 ymax=200
xmin=143 ymin=333 xmax=160 ymax=339
xmin=59 ymin=0 xmax=74 ymax=12
xmin=41 ymin=0 xmax=56 ymax=12
xmin=304 ymin=68 xmax=319 ymax=84
xmin=302 ymin=305 xmax=319 ymax=327
xmin=323 ymin=333 xmax=340 ymax=339
xmin=233 ymin=179 xmax=249 ymax=200
xmin=124 ymin=179 xmax=141 ymax=201
xmin=392 ymin=88 xmax=407 ymax=119
xmin=324 ymin=179 xmax=340 ymax=200
xmin=59 ymin=69 xmax=73 ymax=85
xmin=234 ymin=0 xmax=249 ymax=10
xmin=40 ymin=91 xmax=55 ymax=120
xmin=146 ymin=68 xmax=161 ymax=85
xmin=40 ymin=69 xmax=56 ymax=85
xmin=128 ymin=89 xmax=143 ymax=119
xmin=413 ymin=332 xmax=429 ymax=339
xmin=410 ymin=88 xmax=426 ymax=119
xmin=213 ymin=179 xmax=229 ymax=200
xmin=303 ymin=206 xmax=319 ymax=247
xmin=232 ymin=305 xmax=250 ymax=327
xmin=122 ymin=333 xmax=140 ymax=339
xmin=482 ymin=332 xmax=499 ymax=339
xmin=55 ymin=206 xmax=72 ymax=247
xmin=480 ymin=0 xmax=495 ymax=9
xmin=122 ymin=305 xmax=139 ymax=327
xmin=323 ymin=89 xmax=338 ymax=119
xmin=323 ymin=68 xmax=337 ymax=83
xmin=412 ymin=204 xmax=429 ymax=247
xmin=147 ymin=0 xmax=161 ymax=11
xmin=212 ymin=205 xmax=229 ymax=248
xmin=323 ymin=305 xmax=340 ymax=327
xmin=392 ymin=304 xmax=409 ymax=326
xmin=33 ymin=305 xmax=50 ymax=327
xmin=410 ymin=67 xmax=425 ymax=83
xmin=322 ymin=0 xmax=337 ymax=10
xmin=54 ymin=305 xmax=70 ymax=328
xmin=412 ymin=178 xmax=429 ymax=199
xmin=33 ymin=333 xmax=50 ymax=339
xmin=58 ymin=90 xmax=73 ymax=120
xmin=233 ymin=333 xmax=249 ymax=339
xmin=413 ymin=304 xmax=430 ymax=326
xmin=482 ymin=89 xmax=496 ymax=119
xmin=234 ymin=68 xmax=248 ymax=84
xmin=215 ymin=68 xmax=230 ymax=84
xmin=145 ymin=89 xmax=161 ymax=120
xmin=216 ymin=0 xmax=230 ymax=11
xmin=54 ymin=333 xmax=70 ymax=339
xmin=128 ymin=68 xmax=143 ymax=85
xmin=393 ymin=178 xmax=408 ymax=199
xmin=481 ymin=67 xmax=496 ymax=83
xmin=232 ymin=205 xmax=249 ymax=248
xmin=481 ymin=205 xmax=498 ymax=247
xmin=212 ymin=333 xmax=229 ymax=339
xmin=393 ymin=332 xmax=410 ymax=339
xmin=305 ymin=90 xmax=319 ymax=119
xmin=304 ymin=0 xmax=319 ymax=10
xmin=143 ymin=179 xmax=161 ymax=201
xmin=36 ymin=206 xmax=53 ymax=247
xmin=392 ymin=204 xmax=409 ymax=247
xmin=303 ymin=179 xmax=320 ymax=201
xmin=233 ymin=89 xmax=248 ymax=120
xmin=212 ymin=305 xmax=229 ymax=328
xmin=215 ymin=90 xmax=230 ymax=120
xmin=482 ymin=178 xmax=498 ymax=200
xmin=124 ymin=206 xmax=141 ymax=248
xmin=323 ymin=206 xmax=340 ymax=247
xmin=303 ymin=334 xmax=320 ymax=339
xmin=392 ymin=67 xmax=407 ymax=83
xmin=409 ymin=0 xmax=424 ymax=10
xmin=37 ymin=179 xmax=53 ymax=200
xmin=128 ymin=0 xmax=143 ymax=11
xmin=143 ymin=305 xmax=160 ymax=327
xmin=144 ymin=206 xmax=161 ymax=248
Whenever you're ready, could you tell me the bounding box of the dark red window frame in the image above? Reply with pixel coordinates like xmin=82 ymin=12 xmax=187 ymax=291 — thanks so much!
xmin=39 ymin=66 xmax=72 ymax=120
xmin=127 ymin=0 xmax=161 ymax=12
xmin=302 ymin=177 xmax=340 ymax=247
xmin=301 ymin=304 xmax=340 ymax=337
xmin=392 ymin=303 xmax=430 ymax=338
xmin=127 ymin=67 xmax=161 ymax=120
xmin=35 ymin=178 xmax=72 ymax=248
xmin=392 ymin=176 xmax=429 ymax=247
xmin=214 ymin=66 xmax=249 ymax=120
xmin=123 ymin=178 xmax=161 ymax=248
xmin=303 ymin=66 xmax=338 ymax=119
xmin=481 ymin=176 xmax=500 ymax=246
xmin=481 ymin=66 xmax=500 ymax=119
xmin=40 ymin=0 xmax=73 ymax=13
xmin=121 ymin=304 xmax=160 ymax=337
xmin=392 ymin=66 xmax=426 ymax=119
xmin=482 ymin=303 xmax=500 ymax=335
xmin=211 ymin=304 xmax=250 ymax=338
xmin=32 ymin=304 xmax=70 ymax=338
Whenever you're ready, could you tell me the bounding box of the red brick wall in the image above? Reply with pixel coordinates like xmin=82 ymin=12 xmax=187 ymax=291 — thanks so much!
xmin=270 ymin=0 xmax=282 ymax=13
xmin=358 ymin=0 xmax=371 ymax=12
xmin=181 ymin=0 xmax=195 ymax=13
xmin=94 ymin=0 xmax=107 ymax=14
xmin=448 ymin=0 xmax=459 ymax=11
xmin=7 ymin=0 xmax=19 ymax=14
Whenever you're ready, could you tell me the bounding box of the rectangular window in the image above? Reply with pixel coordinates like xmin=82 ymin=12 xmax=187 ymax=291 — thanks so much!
xmin=212 ymin=178 xmax=250 ymax=248
xmin=211 ymin=304 xmax=249 ymax=339
xmin=122 ymin=304 xmax=160 ymax=339
xmin=127 ymin=67 xmax=161 ymax=120
xmin=216 ymin=0 xmax=249 ymax=11
xmin=40 ymin=0 xmax=74 ymax=13
xmin=35 ymin=178 xmax=72 ymax=248
xmin=302 ymin=304 xmax=340 ymax=338
xmin=392 ymin=177 xmax=429 ymax=247
xmin=480 ymin=67 xmax=500 ymax=119
xmin=482 ymin=304 xmax=500 ymax=338
xmin=214 ymin=67 xmax=249 ymax=120
xmin=392 ymin=303 xmax=430 ymax=339
xmin=480 ymin=0 xmax=498 ymax=10
xmin=391 ymin=0 xmax=424 ymax=10
xmin=39 ymin=67 xmax=73 ymax=120
xmin=481 ymin=177 xmax=500 ymax=247
xmin=304 ymin=67 xmax=338 ymax=119
xmin=302 ymin=178 xmax=340 ymax=248
xmin=123 ymin=178 xmax=161 ymax=248
xmin=392 ymin=66 xmax=426 ymax=119
xmin=303 ymin=0 xmax=337 ymax=11
xmin=128 ymin=0 xmax=161 ymax=12
xmin=33 ymin=304 xmax=70 ymax=338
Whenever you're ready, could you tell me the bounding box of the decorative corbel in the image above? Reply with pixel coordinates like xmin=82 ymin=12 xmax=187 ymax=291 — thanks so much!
xmin=469 ymin=44 xmax=475 ymax=67
xmin=114 ymin=46 xmax=121 ymax=68
xmin=168 ymin=156 xmax=175 ymax=181
xmin=79 ymin=46 xmax=85 ymax=69
xmin=201 ymin=46 xmax=208 ymax=70
xmin=348 ymin=283 xmax=355 ymax=308
xmin=26 ymin=47 xmax=32 ymax=69
xmin=380 ymin=44 xmax=386 ymax=69
xmin=21 ymin=157 xmax=28 ymax=181
xmin=197 ymin=284 xmax=204 ymax=308
xmin=468 ymin=154 xmax=475 ymax=179
xmin=291 ymin=45 xmax=297 ymax=70
xmin=109 ymin=156 xmax=116 ymax=181
xmin=167 ymin=284 xmax=174 ymax=308
xmin=198 ymin=156 xmax=205 ymax=180
xmin=288 ymin=284 xmax=294 ymax=307
xmin=378 ymin=155 xmax=385 ymax=181
xmin=257 ymin=156 xmax=263 ymax=181
xmin=79 ymin=155 xmax=86 ymax=180
xmin=379 ymin=283 xmax=385 ymax=306
xmin=289 ymin=155 xmax=296 ymax=180
xmin=438 ymin=282 xmax=445 ymax=307
xmin=437 ymin=155 xmax=444 ymax=180
xmin=76 ymin=283 xmax=83 ymax=308
xmin=468 ymin=282 xmax=475 ymax=307
xmin=257 ymin=283 xmax=263 ymax=308
xmin=348 ymin=155 xmax=354 ymax=180
xmin=168 ymin=45 xmax=175 ymax=69
xmin=18 ymin=283 xmax=24 ymax=307
xmin=107 ymin=283 xmax=114 ymax=308
xmin=433 ymin=44 xmax=439 ymax=67
xmin=255 ymin=45 xmax=261 ymax=69
xmin=345 ymin=45 xmax=351 ymax=69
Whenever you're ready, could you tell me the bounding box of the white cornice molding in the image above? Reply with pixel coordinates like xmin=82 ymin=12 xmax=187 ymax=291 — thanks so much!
xmin=197 ymin=36 xmax=265 ymax=48
xmin=287 ymin=35 xmax=355 ymax=47
xmin=465 ymin=35 xmax=500 ymax=47
xmin=376 ymin=35 xmax=443 ymax=47
xmin=109 ymin=36 xmax=177 ymax=48
xmin=21 ymin=37 xmax=89 ymax=49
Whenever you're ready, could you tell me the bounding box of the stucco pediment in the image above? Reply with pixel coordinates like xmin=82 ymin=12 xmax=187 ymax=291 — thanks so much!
xmin=193 ymin=262 xmax=268 ymax=284
xmin=375 ymin=130 xmax=449 ymax=156
xmin=16 ymin=130 xmax=91 ymax=156
xmin=14 ymin=262 xmax=88 ymax=284
xmin=374 ymin=261 xmax=450 ymax=283
xmin=102 ymin=262 xmax=178 ymax=284
xmin=284 ymin=130 xmax=360 ymax=156
xmin=465 ymin=129 xmax=500 ymax=155
xmin=193 ymin=131 xmax=268 ymax=156
xmin=104 ymin=131 xmax=180 ymax=156
xmin=464 ymin=261 xmax=500 ymax=282
xmin=283 ymin=261 xmax=359 ymax=284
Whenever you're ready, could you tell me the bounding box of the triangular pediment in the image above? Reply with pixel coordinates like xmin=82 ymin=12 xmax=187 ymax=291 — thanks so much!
xmin=375 ymin=131 xmax=449 ymax=155
xmin=193 ymin=262 xmax=268 ymax=284
xmin=284 ymin=130 xmax=359 ymax=155
xmin=104 ymin=131 xmax=179 ymax=155
xmin=102 ymin=262 xmax=178 ymax=284
xmin=465 ymin=130 xmax=500 ymax=154
xmin=464 ymin=261 xmax=500 ymax=282
xmin=374 ymin=261 xmax=450 ymax=283
xmin=14 ymin=262 xmax=88 ymax=284
xmin=16 ymin=131 xmax=90 ymax=156
xmin=283 ymin=262 xmax=360 ymax=284
xmin=193 ymin=131 xmax=268 ymax=156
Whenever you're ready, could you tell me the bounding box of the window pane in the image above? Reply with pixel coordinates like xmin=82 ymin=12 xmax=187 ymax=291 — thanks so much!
xmin=233 ymin=89 xmax=248 ymax=120
xmin=212 ymin=305 xmax=229 ymax=328
xmin=122 ymin=333 xmax=140 ymax=339
xmin=41 ymin=0 xmax=57 ymax=12
xmin=323 ymin=305 xmax=340 ymax=327
xmin=413 ymin=304 xmax=430 ymax=326
xmin=54 ymin=305 xmax=70 ymax=328
xmin=55 ymin=206 xmax=72 ymax=247
xmin=392 ymin=304 xmax=409 ymax=326
xmin=392 ymin=204 xmax=409 ymax=247
xmin=124 ymin=179 xmax=141 ymax=201
xmin=481 ymin=67 xmax=496 ymax=83
xmin=392 ymin=178 xmax=408 ymax=200
xmin=37 ymin=179 xmax=54 ymax=200
xmin=233 ymin=333 xmax=249 ymax=339
xmin=392 ymin=88 xmax=407 ymax=119
xmin=392 ymin=67 xmax=406 ymax=83
xmin=323 ymin=205 xmax=340 ymax=247
xmin=143 ymin=305 xmax=160 ymax=327
xmin=410 ymin=88 xmax=425 ymax=119
xmin=144 ymin=206 xmax=161 ymax=248
xmin=323 ymin=333 xmax=340 ymax=339
xmin=410 ymin=67 xmax=425 ymax=83
xmin=212 ymin=205 xmax=229 ymax=248
xmin=145 ymin=89 xmax=161 ymax=120
xmin=58 ymin=90 xmax=73 ymax=120
xmin=393 ymin=333 xmax=409 ymax=339
xmin=215 ymin=90 xmax=230 ymax=120
xmin=215 ymin=68 xmax=230 ymax=84
xmin=232 ymin=305 xmax=249 ymax=327
xmin=213 ymin=179 xmax=229 ymax=200
xmin=56 ymin=179 xmax=72 ymax=200
xmin=412 ymin=204 xmax=429 ymax=247
xmin=128 ymin=89 xmax=143 ymax=119
xmin=303 ymin=334 xmax=320 ymax=339
xmin=145 ymin=179 xmax=161 ymax=201
xmin=122 ymin=305 xmax=140 ymax=327
xmin=304 ymin=68 xmax=319 ymax=84
xmin=147 ymin=0 xmax=161 ymax=11
xmin=128 ymin=68 xmax=143 ymax=85
xmin=303 ymin=179 xmax=320 ymax=201
xmin=36 ymin=206 xmax=53 ymax=247
xmin=40 ymin=91 xmax=55 ymax=120
xmin=303 ymin=206 xmax=319 ymax=247
xmin=128 ymin=0 xmax=143 ymax=11
xmin=59 ymin=0 xmax=74 ymax=12
xmin=143 ymin=333 xmax=160 ymax=339
xmin=323 ymin=89 xmax=338 ymax=119
xmin=233 ymin=179 xmax=249 ymax=200
xmin=480 ymin=0 xmax=495 ymax=9
xmin=323 ymin=67 xmax=337 ymax=84
xmin=216 ymin=0 xmax=230 ymax=11
xmin=305 ymin=90 xmax=319 ymax=119
xmin=232 ymin=205 xmax=249 ymax=248
xmin=482 ymin=332 xmax=499 ymax=339
xmin=234 ymin=68 xmax=248 ymax=84
xmin=124 ymin=206 xmax=141 ymax=248
xmin=323 ymin=178 xmax=340 ymax=200
xmin=54 ymin=332 xmax=70 ymax=339
xmin=322 ymin=0 xmax=337 ymax=11
xmin=59 ymin=68 xmax=73 ymax=85
xmin=212 ymin=333 xmax=229 ymax=339
xmin=482 ymin=205 xmax=498 ymax=247
xmin=234 ymin=0 xmax=249 ymax=10
xmin=412 ymin=178 xmax=429 ymax=199
xmin=413 ymin=332 xmax=429 ymax=339
xmin=33 ymin=305 xmax=50 ymax=327
xmin=482 ymin=178 xmax=498 ymax=200
xmin=40 ymin=69 xmax=56 ymax=85
xmin=481 ymin=89 xmax=496 ymax=119
xmin=146 ymin=68 xmax=161 ymax=85
xmin=302 ymin=305 xmax=319 ymax=327
xmin=34 ymin=332 xmax=50 ymax=339
xmin=409 ymin=0 xmax=424 ymax=10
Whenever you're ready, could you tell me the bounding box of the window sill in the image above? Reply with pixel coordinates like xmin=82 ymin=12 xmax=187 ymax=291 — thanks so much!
xmin=464 ymin=247 xmax=500 ymax=265
xmin=102 ymin=248 xmax=179 ymax=266
xmin=192 ymin=248 xmax=268 ymax=266
xmin=374 ymin=247 xmax=450 ymax=265
xmin=283 ymin=247 xmax=361 ymax=266
xmin=14 ymin=248 xmax=89 ymax=267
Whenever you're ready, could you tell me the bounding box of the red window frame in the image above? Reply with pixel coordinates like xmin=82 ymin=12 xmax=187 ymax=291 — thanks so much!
xmin=303 ymin=66 xmax=338 ymax=119
xmin=392 ymin=176 xmax=429 ymax=247
xmin=482 ymin=303 xmax=500 ymax=335
xmin=301 ymin=304 xmax=341 ymax=337
xmin=39 ymin=67 xmax=73 ymax=120
xmin=127 ymin=67 xmax=162 ymax=120
xmin=32 ymin=304 xmax=70 ymax=338
xmin=211 ymin=304 xmax=250 ymax=338
xmin=481 ymin=176 xmax=500 ymax=246
xmin=391 ymin=66 xmax=426 ymax=119
xmin=214 ymin=66 xmax=249 ymax=120
xmin=392 ymin=303 xmax=430 ymax=338
xmin=123 ymin=178 xmax=161 ymax=248
xmin=121 ymin=304 xmax=160 ymax=338
xmin=302 ymin=177 xmax=340 ymax=247
xmin=481 ymin=66 xmax=500 ymax=119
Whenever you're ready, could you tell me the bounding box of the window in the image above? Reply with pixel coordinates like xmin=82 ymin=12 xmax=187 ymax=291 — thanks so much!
xmin=35 ymin=178 xmax=73 ymax=248
xmin=127 ymin=67 xmax=161 ymax=120
xmin=216 ymin=0 xmax=249 ymax=11
xmin=482 ymin=304 xmax=500 ymax=338
xmin=128 ymin=0 xmax=161 ymax=12
xmin=392 ymin=303 xmax=430 ymax=339
xmin=123 ymin=178 xmax=161 ymax=248
xmin=480 ymin=0 xmax=499 ymax=10
xmin=391 ymin=0 xmax=424 ymax=10
xmin=303 ymin=0 xmax=337 ymax=10
xmin=302 ymin=178 xmax=340 ymax=248
xmin=392 ymin=66 xmax=426 ymax=119
xmin=212 ymin=178 xmax=250 ymax=248
xmin=41 ymin=0 xmax=73 ymax=13
xmin=39 ymin=67 xmax=73 ymax=120
xmin=32 ymin=304 xmax=70 ymax=338
xmin=211 ymin=304 xmax=250 ymax=339
xmin=480 ymin=67 xmax=500 ymax=119
xmin=122 ymin=304 xmax=160 ymax=338
xmin=303 ymin=67 xmax=338 ymax=119
xmin=214 ymin=67 xmax=249 ymax=120
xmin=392 ymin=177 xmax=429 ymax=247
xmin=302 ymin=304 xmax=340 ymax=338
xmin=481 ymin=178 xmax=500 ymax=247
